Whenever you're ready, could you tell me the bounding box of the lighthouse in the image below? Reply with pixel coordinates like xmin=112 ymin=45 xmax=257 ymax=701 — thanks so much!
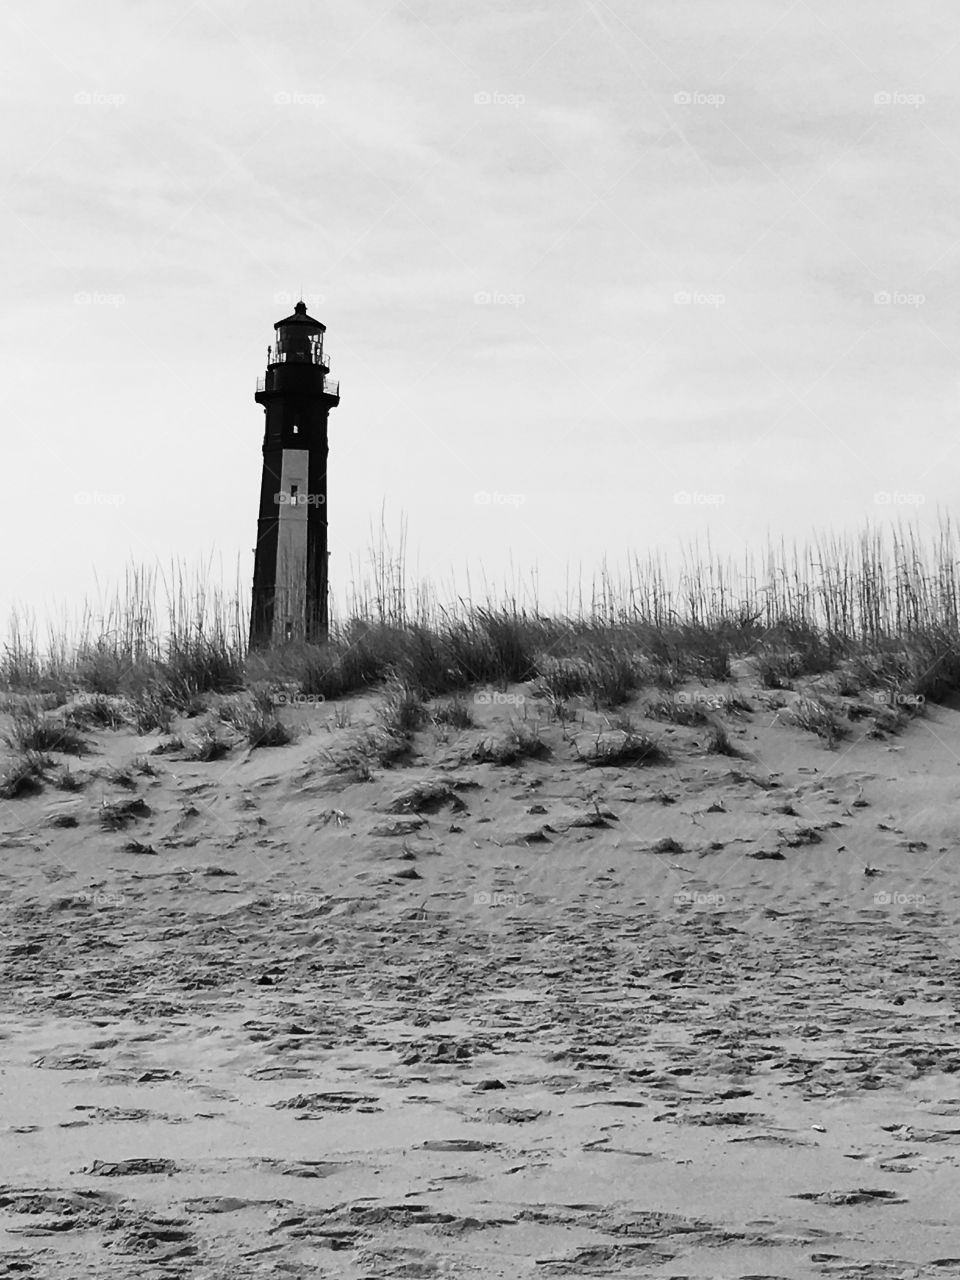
xmin=250 ymin=301 xmax=340 ymax=648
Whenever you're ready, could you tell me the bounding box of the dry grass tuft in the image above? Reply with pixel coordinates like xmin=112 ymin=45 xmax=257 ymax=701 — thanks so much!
xmin=0 ymin=751 xmax=52 ymax=798
xmin=2 ymin=704 xmax=90 ymax=757
xmin=9 ymin=521 xmax=960 ymax=727
xmin=183 ymin=723 xmax=233 ymax=762
xmin=786 ymin=696 xmax=849 ymax=747
xmin=99 ymin=797 xmax=151 ymax=830
xmin=471 ymin=723 xmax=549 ymax=765
xmin=323 ymin=726 xmax=411 ymax=779
xmin=704 ymin=722 xmax=742 ymax=757
xmin=376 ymin=674 xmax=430 ymax=737
xmin=385 ymin=779 xmax=467 ymax=815
xmin=51 ymin=766 xmax=87 ymax=792
xmin=577 ymin=729 xmax=669 ymax=767
xmin=431 ymin=696 xmax=474 ymax=729
xmin=220 ymin=690 xmax=295 ymax=749
xmin=644 ymin=695 xmax=709 ymax=726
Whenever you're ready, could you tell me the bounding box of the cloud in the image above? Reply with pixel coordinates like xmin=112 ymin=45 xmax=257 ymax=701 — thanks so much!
xmin=3 ymin=0 xmax=960 ymax=623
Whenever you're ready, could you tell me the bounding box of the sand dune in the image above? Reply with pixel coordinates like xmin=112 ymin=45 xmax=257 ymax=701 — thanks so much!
xmin=2 ymin=676 xmax=960 ymax=1278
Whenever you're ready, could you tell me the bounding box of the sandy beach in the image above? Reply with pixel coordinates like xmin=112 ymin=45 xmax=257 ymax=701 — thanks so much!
xmin=2 ymin=673 xmax=960 ymax=1278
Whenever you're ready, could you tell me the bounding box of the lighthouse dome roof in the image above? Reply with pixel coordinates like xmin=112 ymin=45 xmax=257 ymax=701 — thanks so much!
xmin=275 ymin=300 xmax=325 ymax=331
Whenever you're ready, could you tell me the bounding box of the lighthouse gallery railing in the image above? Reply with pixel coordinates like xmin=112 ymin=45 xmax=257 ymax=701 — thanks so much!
xmin=256 ymin=373 xmax=339 ymax=397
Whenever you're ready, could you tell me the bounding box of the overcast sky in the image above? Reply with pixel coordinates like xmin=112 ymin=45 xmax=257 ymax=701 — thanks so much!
xmin=4 ymin=0 xmax=960 ymax=626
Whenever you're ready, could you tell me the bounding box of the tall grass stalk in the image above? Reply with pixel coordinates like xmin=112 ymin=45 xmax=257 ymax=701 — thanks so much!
xmin=6 ymin=520 xmax=960 ymax=710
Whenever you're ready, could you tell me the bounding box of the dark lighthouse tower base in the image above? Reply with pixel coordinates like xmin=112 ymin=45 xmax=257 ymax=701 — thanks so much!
xmin=250 ymin=301 xmax=341 ymax=649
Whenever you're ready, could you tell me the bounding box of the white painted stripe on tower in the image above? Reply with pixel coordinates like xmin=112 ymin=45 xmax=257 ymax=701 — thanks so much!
xmin=275 ymin=448 xmax=310 ymax=640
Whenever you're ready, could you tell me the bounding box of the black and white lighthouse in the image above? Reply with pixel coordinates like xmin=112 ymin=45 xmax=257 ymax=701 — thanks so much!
xmin=250 ymin=301 xmax=340 ymax=649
